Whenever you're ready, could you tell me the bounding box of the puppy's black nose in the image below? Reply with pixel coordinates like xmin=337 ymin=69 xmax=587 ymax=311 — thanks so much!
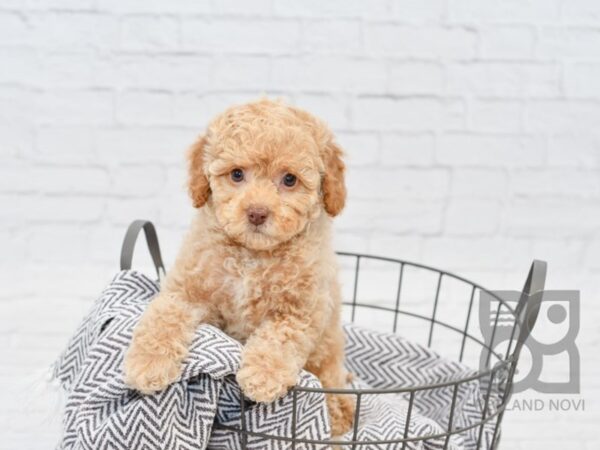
xmin=247 ymin=206 xmax=269 ymax=226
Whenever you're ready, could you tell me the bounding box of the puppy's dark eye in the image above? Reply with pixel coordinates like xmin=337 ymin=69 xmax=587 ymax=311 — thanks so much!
xmin=231 ymin=168 xmax=244 ymax=182
xmin=282 ymin=173 xmax=297 ymax=187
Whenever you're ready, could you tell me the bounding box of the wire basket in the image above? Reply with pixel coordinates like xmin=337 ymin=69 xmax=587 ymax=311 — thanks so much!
xmin=212 ymin=252 xmax=547 ymax=449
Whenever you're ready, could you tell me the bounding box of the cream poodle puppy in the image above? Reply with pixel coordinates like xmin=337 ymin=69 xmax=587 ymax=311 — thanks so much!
xmin=124 ymin=98 xmax=355 ymax=435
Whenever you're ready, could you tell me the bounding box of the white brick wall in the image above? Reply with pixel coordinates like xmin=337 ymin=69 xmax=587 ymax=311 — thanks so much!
xmin=1 ymin=1 xmax=599 ymax=448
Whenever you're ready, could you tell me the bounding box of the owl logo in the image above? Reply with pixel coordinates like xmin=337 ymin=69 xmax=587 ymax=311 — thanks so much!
xmin=479 ymin=290 xmax=580 ymax=394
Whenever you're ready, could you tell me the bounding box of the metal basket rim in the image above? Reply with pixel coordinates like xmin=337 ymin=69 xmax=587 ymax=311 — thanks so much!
xmin=336 ymin=251 xmax=517 ymax=316
xmin=278 ymin=250 xmax=519 ymax=395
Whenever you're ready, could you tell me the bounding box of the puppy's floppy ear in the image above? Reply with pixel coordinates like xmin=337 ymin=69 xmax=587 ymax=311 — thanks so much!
xmin=187 ymin=135 xmax=211 ymax=208
xmin=322 ymin=140 xmax=346 ymax=217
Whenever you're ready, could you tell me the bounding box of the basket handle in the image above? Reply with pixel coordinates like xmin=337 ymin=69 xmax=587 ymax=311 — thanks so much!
xmin=120 ymin=220 xmax=166 ymax=280
xmin=514 ymin=260 xmax=547 ymax=353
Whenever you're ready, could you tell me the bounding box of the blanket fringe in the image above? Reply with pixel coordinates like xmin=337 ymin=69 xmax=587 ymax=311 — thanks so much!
xmin=15 ymin=365 xmax=65 ymax=431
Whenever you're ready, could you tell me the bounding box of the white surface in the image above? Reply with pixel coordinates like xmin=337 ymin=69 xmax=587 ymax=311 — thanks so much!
xmin=1 ymin=0 xmax=599 ymax=448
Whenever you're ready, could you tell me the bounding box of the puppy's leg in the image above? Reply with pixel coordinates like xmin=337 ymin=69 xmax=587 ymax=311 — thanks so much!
xmin=236 ymin=317 xmax=317 ymax=403
xmin=124 ymin=292 xmax=210 ymax=394
xmin=307 ymin=326 xmax=356 ymax=437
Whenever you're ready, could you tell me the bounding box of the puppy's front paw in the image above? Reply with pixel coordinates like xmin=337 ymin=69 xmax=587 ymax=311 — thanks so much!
xmin=124 ymin=345 xmax=183 ymax=395
xmin=236 ymin=350 xmax=298 ymax=403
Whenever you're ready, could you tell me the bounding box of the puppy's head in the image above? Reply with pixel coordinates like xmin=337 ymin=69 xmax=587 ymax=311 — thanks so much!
xmin=187 ymin=99 xmax=346 ymax=251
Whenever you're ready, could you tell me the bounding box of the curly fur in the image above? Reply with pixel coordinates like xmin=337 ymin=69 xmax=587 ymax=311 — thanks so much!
xmin=124 ymin=98 xmax=355 ymax=436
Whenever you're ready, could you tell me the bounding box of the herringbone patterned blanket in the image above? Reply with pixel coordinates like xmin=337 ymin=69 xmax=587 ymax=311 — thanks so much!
xmin=53 ymin=270 xmax=497 ymax=449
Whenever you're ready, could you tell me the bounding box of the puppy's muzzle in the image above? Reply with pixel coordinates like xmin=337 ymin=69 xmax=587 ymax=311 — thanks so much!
xmin=247 ymin=206 xmax=270 ymax=226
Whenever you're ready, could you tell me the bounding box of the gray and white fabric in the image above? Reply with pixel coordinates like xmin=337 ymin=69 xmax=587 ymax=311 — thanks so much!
xmin=53 ymin=269 xmax=498 ymax=450
xmin=343 ymin=326 xmax=498 ymax=450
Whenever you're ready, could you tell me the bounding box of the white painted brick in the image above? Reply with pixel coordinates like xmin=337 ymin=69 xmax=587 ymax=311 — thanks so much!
xmin=106 ymin=198 xmax=159 ymax=225
xmin=338 ymin=198 xmax=445 ymax=235
xmin=26 ymin=224 xmax=90 ymax=263
xmin=35 ymin=90 xmax=114 ymax=126
xmin=273 ymin=0 xmax=390 ymax=19
xmin=163 ymin=166 xmax=187 ymax=197
xmin=585 ymin=237 xmax=600 ymax=270
xmin=0 ymin=12 xmax=31 ymax=46
xmin=35 ymin=52 xmax=110 ymax=89
xmin=561 ymin=0 xmax=600 ymax=24
xmin=29 ymin=167 xmax=111 ymax=195
xmin=421 ymin=237 xmax=532 ymax=270
xmin=116 ymin=91 xmax=208 ymax=127
xmin=0 ymin=87 xmax=36 ymax=126
xmin=442 ymin=99 xmax=467 ymax=131
xmin=87 ymin=222 xmax=129 ymax=264
xmin=389 ymin=62 xmax=443 ymax=95
xmin=212 ymin=0 xmax=272 ymax=16
xmin=119 ymin=16 xmax=179 ymax=51
xmin=367 ymin=235 xmax=422 ymax=261
xmin=510 ymin=169 xmax=600 ymax=198
xmin=111 ymin=165 xmax=165 ymax=196
xmin=181 ymin=18 xmax=301 ymax=54
xmin=0 ymin=194 xmax=27 ymax=227
xmin=479 ymin=26 xmax=536 ymax=59
xmin=331 ymin=230 xmax=370 ymax=253
xmin=525 ymin=100 xmax=600 ymax=132
xmin=25 ymin=196 xmax=104 ymax=223
xmin=173 ymin=93 xmax=236 ymax=127
xmin=41 ymin=0 xmax=99 ymax=8
xmin=271 ymin=56 xmax=387 ymax=92
xmin=157 ymin=190 xmax=192 ymax=229
xmin=0 ymin=162 xmax=34 ymax=194
xmin=293 ymin=94 xmax=348 ymax=129
xmin=116 ymin=91 xmax=246 ymax=127
xmin=437 ymin=134 xmax=545 ymax=167
xmin=95 ymin=127 xmax=193 ymax=165
xmin=469 ymin=100 xmax=523 ymax=133
xmin=532 ymin=239 xmax=587 ymax=270
xmin=380 ymin=134 xmax=435 ymax=166
xmin=446 ymin=63 xmax=561 ymax=98
xmin=336 ymin=133 xmax=380 ymax=167
xmin=448 ymin=0 xmax=560 ymax=23
xmin=115 ymin=91 xmax=173 ymax=126
xmin=213 ymin=55 xmax=270 ymax=90
xmin=444 ymin=199 xmax=503 ymax=236
xmin=389 ymin=0 xmax=445 ymax=23
xmin=0 ymin=229 xmax=28 ymax=265
xmin=505 ymin=198 xmax=600 ymax=237
xmin=0 ymin=123 xmax=34 ymax=161
xmin=450 ymin=168 xmax=508 ymax=198
xmin=546 ymin=135 xmax=600 ymax=168
xmin=300 ymin=19 xmax=362 ymax=54
xmin=565 ymin=63 xmax=600 ymax=98
xmin=352 ymin=97 xmax=450 ymax=131
xmin=0 ymin=48 xmax=39 ymax=86
xmin=365 ymin=24 xmax=478 ymax=59
xmin=34 ymin=126 xmax=95 ymax=164
xmin=0 ymin=263 xmax=111 ymax=299
xmin=102 ymin=54 xmax=212 ymax=91
xmin=346 ymin=167 xmax=450 ymax=200
xmin=537 ymin=27 xmax=600 ymax=60
xmin=29 ymin=12 xmax=119 ymax=50
xmin=95 ymin=0 xmax=211 ymax=15
xmin=0 ymin=0 xmax=95 ymax=10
